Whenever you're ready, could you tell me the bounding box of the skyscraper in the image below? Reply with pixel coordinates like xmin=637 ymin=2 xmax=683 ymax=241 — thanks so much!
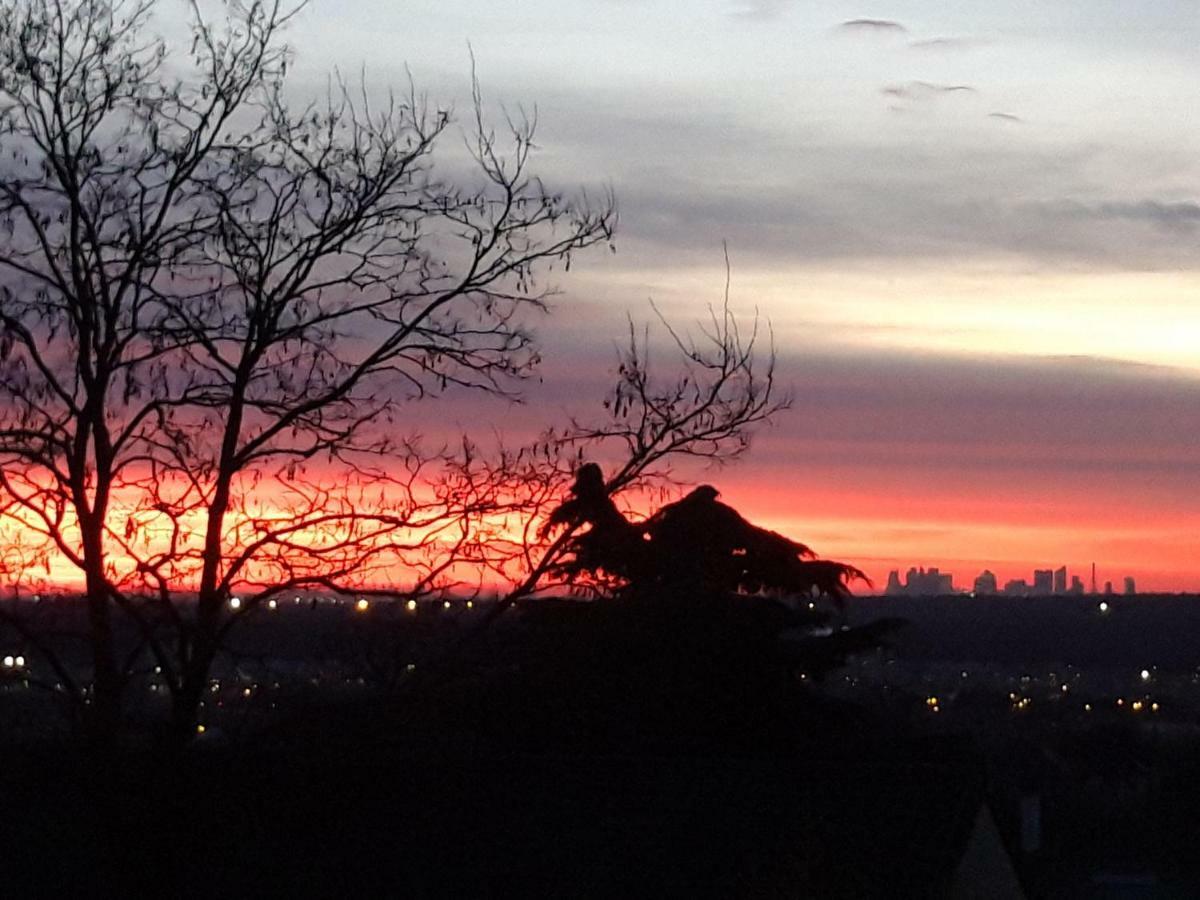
xmin=1053 ymin=566 xmax=1067 ymax=595
xmin=887 ymin=567 xmax=955 ymax=596
xmin=969 ymin=573 xmax=998 ymax=595
xmin=1124 ymin=576 xmax=1136 ymax=596
xmin=973 ymin=570 xmax=998 ymax=595
xmin=1033 ymin=569 xmax=1053 ymax=596
xmin=1003 ymin=578 xmax=1030 ymax=596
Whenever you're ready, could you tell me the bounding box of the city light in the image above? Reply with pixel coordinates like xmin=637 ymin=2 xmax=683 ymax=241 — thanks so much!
xmin=229 ymin=596 xmax=242 ymax=610
xmin=268 ymin=599 xmax=278 ymax=610
xmin=1098 ymin=601 xmax=1110 ymax=614
xmin=2 ymin=656 xmax=12 ymax=668
xmin=1140 ymin=669 xmax=1151 ymax=682
xmin=406 ymin=599 xmax=417 ymax=612
xmin=355 ymin=599 xmax=370 ymax=613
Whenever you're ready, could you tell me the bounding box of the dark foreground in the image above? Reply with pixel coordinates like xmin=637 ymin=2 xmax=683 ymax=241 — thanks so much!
xmin=1 ymin=736 xmax=988 ymax=898
xmin=4 ymin=593 xmax=1200 ymax=896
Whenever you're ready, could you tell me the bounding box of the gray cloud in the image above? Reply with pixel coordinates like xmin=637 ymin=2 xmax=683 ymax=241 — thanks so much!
xmin=882 ymin=81 xmax=976 ymax=101
xmin=429 ymin=335 xmax=1200 ymax=513
xmin=741 ymin=351 xmax=1200 ymax=493
xmin=1030 ymin=199 xmax=1200 ymax=235
xmin=604 ymin=173 xmax=1200 ymax=271
xmin=1096 ymin=200 xmax=1200 ymax=231
xmin=838 ymin=18 xmax=907 ymax=34
xmin=442 ymin=76 xmax=1200 ymax=273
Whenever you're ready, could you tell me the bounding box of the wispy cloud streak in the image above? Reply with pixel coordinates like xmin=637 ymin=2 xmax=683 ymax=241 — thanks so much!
xmin=729 ymin=0 xmax=791 ymax=20
xmin=909 ymin=36 xmax=988 ymax=51
xmin=881 ymin=81 xmax=976 ymax=101
xmin=838 ymin=18 xmax=907 ymax=34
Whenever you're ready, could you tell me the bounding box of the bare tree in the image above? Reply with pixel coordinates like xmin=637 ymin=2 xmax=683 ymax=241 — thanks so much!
xmin=0 ymin=0 xmax=614 ymax=742
xmin=0 ymin=0 xmax=306 ymax=738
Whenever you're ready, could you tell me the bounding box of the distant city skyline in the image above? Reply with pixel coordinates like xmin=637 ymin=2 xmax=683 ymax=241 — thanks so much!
xmin=885 ymin=562 xmax=1142 ymax=597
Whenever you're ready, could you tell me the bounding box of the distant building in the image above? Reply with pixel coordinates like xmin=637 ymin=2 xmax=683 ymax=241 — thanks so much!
xmin=1053 ymin=566 xmax=1067 ymax=595
xmin=909 ymin=567 xmax=954 ymax=596
xmin=1033 ymin=569 xmax=1053 ymax=597
xmin=1069 ymin=575 xmax=1085 ymax=596
xmin=885 ymin=570 xmax=904 ymax=595
xmin=887 ymin=566 xmax=955 ymax=596
xmin=1003 ymin=578 xmax=1030 ymax=596
xmin=973 ymin=570 xmax=998 ymax=595
xmin=931 ymin=568 xmax=954 ymax=595
xmin=1104 ymin=581 xmax=1113 ymax=595
xmin=1124 ymin=576 xmax=1136 ymax=596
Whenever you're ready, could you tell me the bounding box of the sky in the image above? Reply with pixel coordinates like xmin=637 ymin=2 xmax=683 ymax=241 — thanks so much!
xmin=180 ymin=1 xmax=1200 ymax=590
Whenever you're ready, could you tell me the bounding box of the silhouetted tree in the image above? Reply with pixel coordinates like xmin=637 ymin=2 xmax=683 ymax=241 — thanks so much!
xmin=540 ymin=467 xmax=868 ymax=600
xmin=442 ymin=293 xmax=793 ymax=623
xmin=0 ymin=0 xmax=614 ymax=742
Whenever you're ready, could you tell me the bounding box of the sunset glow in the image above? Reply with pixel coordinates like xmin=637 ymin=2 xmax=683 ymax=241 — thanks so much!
xmin=4 ymin=0 xmax=1199 ymax=594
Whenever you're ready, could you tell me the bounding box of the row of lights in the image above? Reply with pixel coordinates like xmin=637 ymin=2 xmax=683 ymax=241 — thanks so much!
xmin=924 ymin=691 xmax=1167 ymax=717
xmin=2 ymin=655 xmax=26 ymax=669
xmin=1115 ymin=697 xmax=1161 ymax=713
xmin=227 ymin=596 xmax=477 ymax=612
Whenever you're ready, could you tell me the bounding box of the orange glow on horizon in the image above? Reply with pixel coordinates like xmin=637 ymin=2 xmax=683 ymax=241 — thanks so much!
xmin=713 ymin=474 xmax=1200 ymax=594
xmin=4 ymin=464 xmax=1196 ymax=596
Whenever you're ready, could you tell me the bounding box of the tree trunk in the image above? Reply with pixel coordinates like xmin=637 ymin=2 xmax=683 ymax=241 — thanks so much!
xmin=168 ymin=675 xmax=206 ymax=747
xmin=83 ymin=567 xmax=121 ymax=746
xmin=166 ymin=631 xmax=218 ymax=746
